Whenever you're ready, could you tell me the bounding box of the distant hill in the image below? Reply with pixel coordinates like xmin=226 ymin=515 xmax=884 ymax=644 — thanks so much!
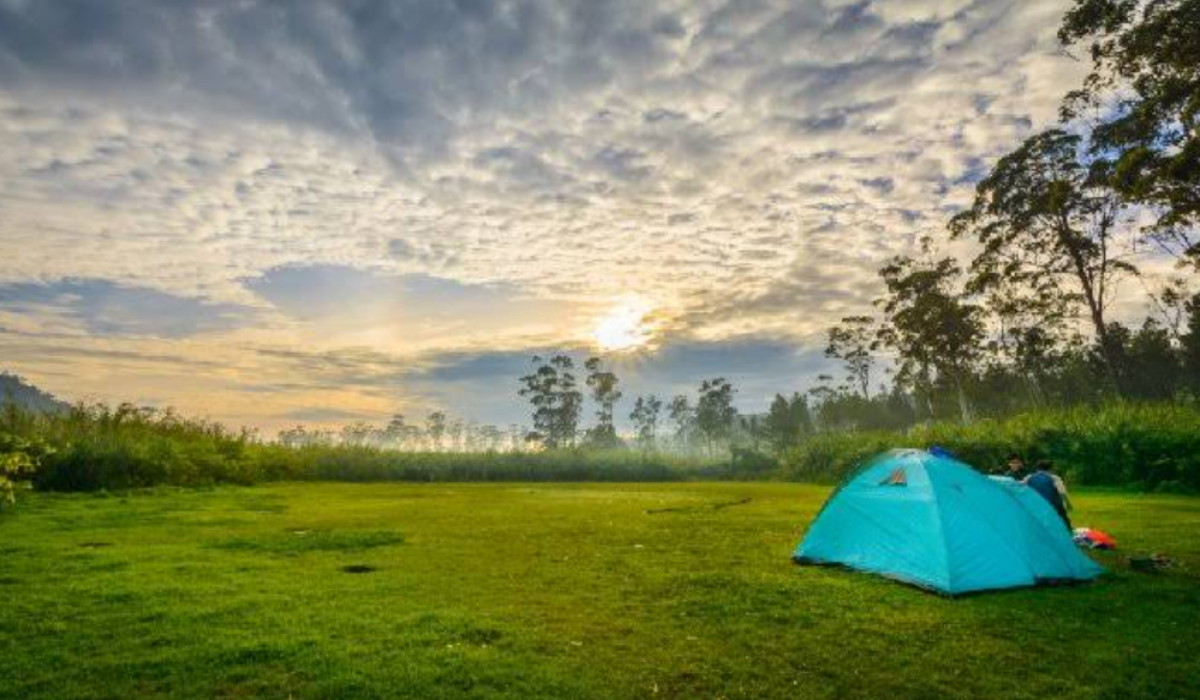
xmin=0 ymin=372 xmax=70 ymax=413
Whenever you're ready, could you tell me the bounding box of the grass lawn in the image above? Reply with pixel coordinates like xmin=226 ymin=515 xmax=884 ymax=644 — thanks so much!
xmin=2 ymin=483 xmax=1198 ymax=699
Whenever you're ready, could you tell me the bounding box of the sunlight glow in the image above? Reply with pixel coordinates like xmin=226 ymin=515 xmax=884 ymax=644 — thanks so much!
xmin=593 ymin=298 xmax=653 ymax=352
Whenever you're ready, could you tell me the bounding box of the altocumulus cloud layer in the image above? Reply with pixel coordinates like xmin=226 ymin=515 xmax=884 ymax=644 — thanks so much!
xmin=0 ymin=0 xmax=1091 ymax=429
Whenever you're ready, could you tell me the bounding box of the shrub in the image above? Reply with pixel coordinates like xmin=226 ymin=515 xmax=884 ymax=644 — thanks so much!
xmin=0 ymin=433 xmax=51 ymax=508
xmin=779 ymin=402 xmax=1200 ymax=490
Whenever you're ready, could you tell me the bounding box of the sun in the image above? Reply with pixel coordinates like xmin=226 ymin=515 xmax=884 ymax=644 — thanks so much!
xmin=594 ymin=298 xmax=653 ymax=352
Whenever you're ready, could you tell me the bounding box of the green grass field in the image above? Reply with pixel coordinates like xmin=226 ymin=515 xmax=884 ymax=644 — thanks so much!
xmin=2 ymin=483 xmax=1198 ymax=699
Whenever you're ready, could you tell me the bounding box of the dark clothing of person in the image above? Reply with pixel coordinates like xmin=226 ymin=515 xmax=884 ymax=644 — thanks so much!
xmin=1026 ymin=471 xmax=1071 ymax=529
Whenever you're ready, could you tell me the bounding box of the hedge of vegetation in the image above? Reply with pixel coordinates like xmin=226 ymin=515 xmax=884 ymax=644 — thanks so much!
xmin=779 ymin=402 xmax=1200 ymax=492
xmin=2 ymin=401 xmax=1198 ymax=496
xmin=0 ymin=403 xmax=715 ymax=493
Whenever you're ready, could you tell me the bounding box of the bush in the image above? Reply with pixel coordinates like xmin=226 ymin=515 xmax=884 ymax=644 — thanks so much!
xmin=779 ymin=402 xmax=1200 ymax=490
xmin=0 ymin=433 xmax=51 ymax=508
xmin=4 ymin=400 xmax=1197 ymax=494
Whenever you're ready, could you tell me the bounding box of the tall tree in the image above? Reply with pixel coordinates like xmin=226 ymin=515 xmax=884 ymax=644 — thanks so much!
xmin=667 ymin=395 xmax=694 ymax=453
xmin=1059 ymin=0 xmax=1200 ymax=266
xmin=826 ymin=316 xmax=878 ymax=399
xmin=629 ymin=395 xmax=662 ymax=453
xmin=584 ymin=357 xmax=622 ymax=449
xmin=877 ymin=252 xmax=985 ymax=421
xmin=949 ymin=129 xmax=1137 ymax=389
xmin=1182 ymin=293 xmax=1200 ymax=389
xmin=425 ymin=411 xmax=447 ymax=451
xmin=518 ymin=355 xmax=583 ymax=449
xmin=694 ymin=378 xmax=737 ymax=456
xmin=760 ymin=393 xmax=812 ymax=455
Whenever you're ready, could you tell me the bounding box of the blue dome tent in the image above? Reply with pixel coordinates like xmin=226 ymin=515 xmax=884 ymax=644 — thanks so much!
xmin=793 ymin=449 xmax=1103 ymax=595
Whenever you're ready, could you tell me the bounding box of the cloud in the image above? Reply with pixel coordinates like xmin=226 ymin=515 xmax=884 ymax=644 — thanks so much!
xmin=282 ymin=407 xmax=379 ymax=422
xmin=0 ymin=0 xmax=1143 ymax=430
xmin=0 ymin=279 xmax=254 ymax=338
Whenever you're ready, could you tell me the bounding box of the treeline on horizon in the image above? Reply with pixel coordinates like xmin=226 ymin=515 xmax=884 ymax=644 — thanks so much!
xmin=2 ymin=399 xmax=1200 ymax=499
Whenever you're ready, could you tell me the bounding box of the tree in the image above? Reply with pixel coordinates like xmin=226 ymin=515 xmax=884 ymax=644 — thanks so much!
xmin=826 ymin=316 xmax=878 ymax=399
xmin=629 ymin=395 xmax=663 ymax=453
xmin=877 ymin=251 xmax=985 ymax=421
xmin=694 ymin=378 xmax=737 ymax=456
xmin=1119 ymin=319 xmax=1183 ymax=399
xmin=667 ymin=395 xmax=695 ymax=453
xmin=584 ymin=357 xmax=622 ymax=449
xmin=1182 ymin=293 xmax=1200 ymax=390
xmin=1059 ymin=0 xmax=1200 ymax=266
xmin=949 ymin=129 xmax=1137 ymax=390
xmin=477 ymin=425 xmax=505 ymax=452
xmin=340 ymin=421 xmax=375 ymax=447
xmin=760 ymin=393 xmax=812 ymax=455
xmin=425 ymin=411 xmax=447 ymax=451
xmin=518 ymin=355 xmax=583 ymax=449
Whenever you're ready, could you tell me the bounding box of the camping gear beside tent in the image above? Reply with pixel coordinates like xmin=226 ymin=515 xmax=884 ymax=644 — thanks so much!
xmin=1073 ymin=527 xmax=1117 ymax=550
xmin=1128 ymin=554 xmax=1173 ymax=572
xmin=794 ymin=449 xmax=1104 ymax=595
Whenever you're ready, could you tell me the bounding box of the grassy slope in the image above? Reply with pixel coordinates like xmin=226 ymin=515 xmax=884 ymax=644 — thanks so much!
xmin=2 ymin=483 xmax=1198 ymax=699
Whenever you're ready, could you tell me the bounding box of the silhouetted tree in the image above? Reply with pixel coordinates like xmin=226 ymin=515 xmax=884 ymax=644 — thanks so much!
xmin=760 ymin=393 xmax=812 ymax=454
xmin=1059 ymin=0 xmax=1200 ymax=265
xmin=425 ymin=411 xmax=447 ymax=451
xmin=695 ymin=378 xmax=737 ymax=456
xmin=668 ymin=394 xmax=695 ymax=452
xmin=629 ymin=394 xmax=662 ymax=453
xmin=950 ymin=129 xmax=1137 ymax=390
xmin=584 ymin=357 xmax=622 ymax=449
xmin=518 ymin=355 xmax=583 ymax=449
xmin=877 ymin=250 xmax=984 ymax=421
xmin=826 ymin=316 xmax=878 ymax=399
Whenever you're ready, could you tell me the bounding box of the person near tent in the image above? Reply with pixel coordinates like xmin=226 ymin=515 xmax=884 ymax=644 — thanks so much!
xmin=1024 ymin=460 xmax=1071 ymax=529
xmin=994 ymin=453 xmax=1029 ymax=481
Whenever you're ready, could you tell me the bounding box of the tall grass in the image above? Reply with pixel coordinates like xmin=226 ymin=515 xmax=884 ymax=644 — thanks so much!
xmin=779 ymin=402 xmax=1200 ymax=491
xmin=0 ymin=403 xmax=715 ymax=491
xmin=3 ymin=401 xmax=1198 ymax=492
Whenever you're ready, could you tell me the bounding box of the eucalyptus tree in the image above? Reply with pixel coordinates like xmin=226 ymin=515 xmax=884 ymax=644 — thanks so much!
xmin=518 ymin=355 xmax=583 ymax=449
xmin=949 ymin=129 xmax=1137 ymax=389
xmin=876 ymin=252 xmax=985 ymax=421
xmin=1059 ymin=0 xmax=1200 ymax=266
xmin=584 ymin=357 xmax=622 ymax=449
xmin=760 ymin=393 xmax=812 ymax=455
xmin=425 ymin=411 xmax=447 ymax=451
xmin=826 ymin=315 xmax=878 ymax=399
xmin=667 ymin=395 xmax=695 ymax=453
xmin=695 ymin=378 xmax=737 ymax=456
xmin=629 ymin=394 xmax=663 ymax=453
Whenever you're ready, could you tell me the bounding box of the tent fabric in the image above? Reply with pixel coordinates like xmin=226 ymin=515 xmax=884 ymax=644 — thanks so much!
xmin=794 ymin=449 xmax=1103 ymax=595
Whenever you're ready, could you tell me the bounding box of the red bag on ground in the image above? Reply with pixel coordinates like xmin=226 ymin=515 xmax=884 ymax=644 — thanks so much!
xmin=1072 ymin=527 xmax=1116 ymax=549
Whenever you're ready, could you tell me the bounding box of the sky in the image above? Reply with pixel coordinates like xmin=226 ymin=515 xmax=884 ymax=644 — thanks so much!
xmin=0 ymin=0 xmax=1151 ymax=433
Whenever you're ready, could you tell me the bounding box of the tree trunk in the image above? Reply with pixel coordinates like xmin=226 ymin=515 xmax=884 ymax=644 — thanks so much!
xmin=955 ymin=375 xmax=973 ymax=423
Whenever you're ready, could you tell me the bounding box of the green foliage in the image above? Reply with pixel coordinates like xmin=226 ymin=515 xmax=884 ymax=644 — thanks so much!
xmin=825 ymin=315 xmax=878 ymax=398
xmin=628 ymin=394 xmax=662 ymax=453
xmin=0 ymin=402 xmax=720 ymax=492
xmin=1059 ymin=0 xmax=1200 ymax=260
xmin=583 ymin=357 xmax=623 ymax=449
xmin=694 ymin=378 xmax=737 ymax=456
xmin=759 ymin=393 xmax=813 ymax=455
xmin=877 ymin=250 xmax=985 ymax=420
xmin=780 ymin=402 xmax=1200 ymax=490
xmin=0 ymin=429 xmax=52 ymax=508
xmin=518 ymin=355 xmax=583 ymax=449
